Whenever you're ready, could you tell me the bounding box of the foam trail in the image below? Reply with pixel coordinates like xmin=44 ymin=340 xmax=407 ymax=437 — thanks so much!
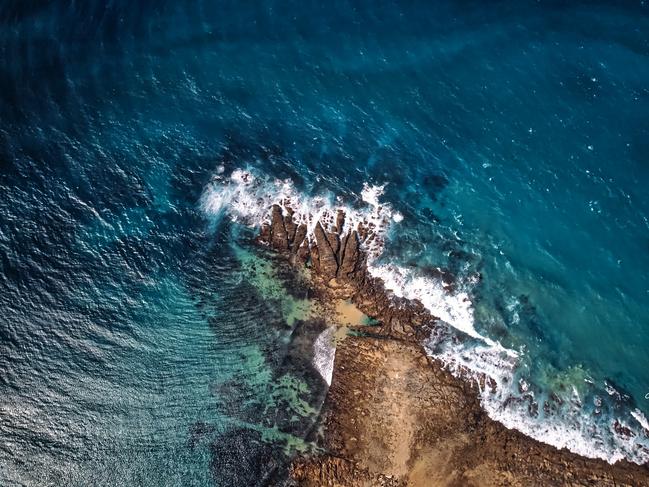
xmin=632 ymin=409 xmax=649 ymax=434
xmin=368 ymin=262 xmax=486 ymax=341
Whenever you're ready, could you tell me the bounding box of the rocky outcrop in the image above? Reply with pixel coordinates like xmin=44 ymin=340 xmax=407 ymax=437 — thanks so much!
xmin=257 ymin=204 xmax=428 ymax=340
xmin=338 ymin=230 xmax=361 ymax=279
xmin=270 ymin=205 xmax=290 ymax=251
xmin=256 ymin=204 xmax=649 ymax=486
xmin=259 ymin=204 xmax=367 ymax=284
xmin=313 ymin=222 xmax=338 ymax=280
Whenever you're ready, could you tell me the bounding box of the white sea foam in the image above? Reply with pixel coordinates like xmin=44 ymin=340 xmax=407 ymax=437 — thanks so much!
xmin=201 ymin=167 xmax=649 ymax=466
xmin=429 ymin=334 xmax=649 ymax=464
xmin=368 ymin=262 xmax=486 ymax=341
xmin=360 ymin=182 xmax=385 ymax=208
xmin=486 ymin=394 xmax=627 ymax=463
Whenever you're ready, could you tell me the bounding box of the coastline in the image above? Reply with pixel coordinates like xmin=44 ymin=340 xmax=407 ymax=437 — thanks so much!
xmin=254 ymin=203 xmax=649 ymax=486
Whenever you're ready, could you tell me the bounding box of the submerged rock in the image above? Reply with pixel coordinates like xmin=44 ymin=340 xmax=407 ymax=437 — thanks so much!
xmin=210 ymin=428 xmax=285 ymax=486
xmin=270 ymin=205 xmax=290 ymax=251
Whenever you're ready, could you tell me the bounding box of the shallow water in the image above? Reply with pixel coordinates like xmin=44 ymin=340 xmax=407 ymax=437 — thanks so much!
xmin=2 ymin=1 xmax=649 ymax=484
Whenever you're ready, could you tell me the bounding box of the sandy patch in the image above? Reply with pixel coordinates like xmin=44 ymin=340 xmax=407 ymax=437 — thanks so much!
xmin=334 ymin=299 xmax=369 ymax=326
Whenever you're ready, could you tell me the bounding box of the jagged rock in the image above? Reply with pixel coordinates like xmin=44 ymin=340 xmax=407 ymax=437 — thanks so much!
xmin=270 ymin=205 xmax=289 ymax=251
xmin=325 ymin=230 xmax=340 ymax=258
xmin=257 ymin=222 xmax=271 ymax=245
xmin=314 ymin=222 xmax=338 ymax=279
xmin=291 ymin=224 xmax=307 ymax=253
xmin=338 ymin=230 xmax=361 ymax=279
xmin=284 ymin=213 xmax=297 ymax=245
xmin=296 ymin=240 xmax=310 ymax=265
xmin=357 ymin=221 xmax=370 ymax=241
xmin=335 ymin=209 xmax=345 ymax=234
xmin=309 ymin=242 xmax=320 ymax=272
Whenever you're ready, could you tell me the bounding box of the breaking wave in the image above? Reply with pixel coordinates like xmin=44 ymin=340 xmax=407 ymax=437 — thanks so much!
xmin=201 ymin=168 xmax=649 ymax=466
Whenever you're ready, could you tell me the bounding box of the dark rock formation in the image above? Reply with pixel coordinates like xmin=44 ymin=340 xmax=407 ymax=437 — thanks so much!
xmin=292 ymin=224 xmax=307 ymax=254
xmin=210 ymin=428 xmax=285 ymax=486
xmin=338 ymin=230 xmax=361 ymax=279
xmin=270 ymin=205 xmax=290 ymax=251
xmin=313 ymin=222 xmax=338 ymax=280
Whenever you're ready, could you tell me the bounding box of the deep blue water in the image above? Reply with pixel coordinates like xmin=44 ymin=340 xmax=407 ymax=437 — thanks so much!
xmin=2 ymin=1 xmax=649 ymax=484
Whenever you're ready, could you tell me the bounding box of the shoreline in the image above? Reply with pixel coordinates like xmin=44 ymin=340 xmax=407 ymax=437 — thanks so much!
xmin=255 ymin=203 xmax=649 ymax=486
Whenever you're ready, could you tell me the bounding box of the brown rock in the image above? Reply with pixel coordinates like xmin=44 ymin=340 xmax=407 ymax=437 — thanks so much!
xmin=335 ymin=209 xmax=346 ymax=235
xmin=326 ymin=230 xmax=340 ymax=257
xmin=338 ymin=230 xmax=361 ymax=280
xmin=257 ymin=222 xmax=271 ymax=245
xmin=296 ymin=239 xmax=310 ymax=265
xmin=284 ymin=214 xmax=297 ymax=245
xmin=291 ymin=337 xmax=649 ymax=487
xmin=292 ymin=224 xmax=308 ymax=253
xmin=309 ymin=242 xmax=320 ymax=272
xmin=314 ymin=222 xmax=339 ymax=279
xmin=270 ymin=205 xmax=289 ymax=251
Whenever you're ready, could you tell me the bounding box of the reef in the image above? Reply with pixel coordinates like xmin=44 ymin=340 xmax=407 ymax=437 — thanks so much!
xmin=256 ymin=203 xmax=649 ymax=486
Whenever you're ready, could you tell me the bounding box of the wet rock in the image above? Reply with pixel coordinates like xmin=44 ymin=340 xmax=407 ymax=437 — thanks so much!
xmin=325 ymin=230 xmax=341 ymax=260
xmin=334 ymin=209 xmax=345 ymax=234
xmin=421 ymin=265 xmax=455 ymax=290
xmin=284 ymin=213 xmax=297 ymax=244
xmin=257 ymin=222 xmax=271 ymax=245
xmin=313 ymin=222 xmax=338 ymax=279
xmin=309 ymin=242 xmax=320 ymax=272
xmin=270 ymin=205 xmax=289 ymax=251
xmin=338 ymin=230 xmax=361 ymax=279
xmin=188 ymin=421 xmax=215 ymax=450
xmin=614 ymin=420 xmax=636 ymax=439
xmin=291 ymin=224 xmax=308 ymax=253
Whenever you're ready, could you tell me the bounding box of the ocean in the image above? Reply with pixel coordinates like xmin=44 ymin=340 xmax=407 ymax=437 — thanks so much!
xmin=1 ymin=1 xmax=649 ymax=485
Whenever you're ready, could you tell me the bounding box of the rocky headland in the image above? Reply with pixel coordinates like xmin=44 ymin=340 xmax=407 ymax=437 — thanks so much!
xmin=256 ymin=203 xmax=649 ymax=486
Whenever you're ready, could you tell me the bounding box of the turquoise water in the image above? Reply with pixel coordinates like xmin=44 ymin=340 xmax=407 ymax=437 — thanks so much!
xmin=1 ymin=1 xmax=649 ymax=484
